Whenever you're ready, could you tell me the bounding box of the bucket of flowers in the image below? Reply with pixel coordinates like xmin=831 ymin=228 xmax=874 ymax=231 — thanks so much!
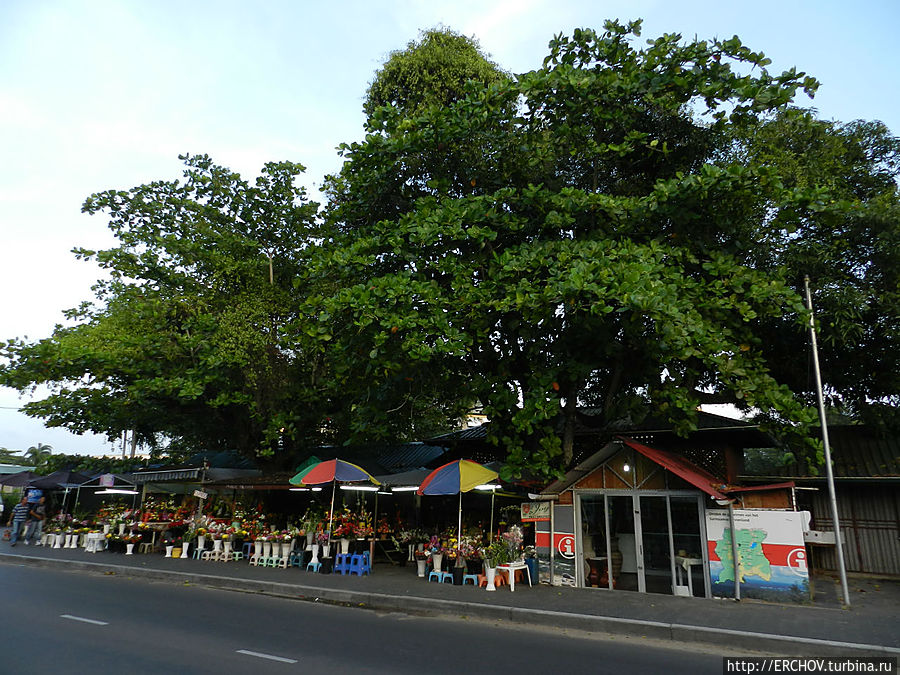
xmin=459 ymin=536 xmax=484 ymax=575
xmin=413 ymin=548 xmax=429 ymax=577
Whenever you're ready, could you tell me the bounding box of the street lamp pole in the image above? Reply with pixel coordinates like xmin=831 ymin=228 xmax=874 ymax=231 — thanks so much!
xmin=803 ymin=275 xmax=851 ymax=607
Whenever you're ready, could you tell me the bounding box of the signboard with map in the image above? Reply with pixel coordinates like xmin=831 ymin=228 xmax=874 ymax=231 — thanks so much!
xmin=706 ymin=509 xmax=810 ymax=603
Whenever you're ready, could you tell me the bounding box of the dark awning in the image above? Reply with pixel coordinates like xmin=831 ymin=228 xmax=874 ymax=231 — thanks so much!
xmin=131 ymin=468 xmax=201 ymax=484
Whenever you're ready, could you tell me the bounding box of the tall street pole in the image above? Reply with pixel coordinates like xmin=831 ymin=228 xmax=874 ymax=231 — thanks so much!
xmin=804 ymin=275 xmax=851 ymax=607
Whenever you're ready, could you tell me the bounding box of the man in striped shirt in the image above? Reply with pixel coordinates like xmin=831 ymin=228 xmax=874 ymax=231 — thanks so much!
xmin=7 ymin=495 xmax=30 ymax=546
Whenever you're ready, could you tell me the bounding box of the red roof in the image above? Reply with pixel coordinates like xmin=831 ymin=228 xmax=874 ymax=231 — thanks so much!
xmin=617 ymin=436 xmax=730 ymax=500
xmin=723 ymin=481 xmax=795 ymax=493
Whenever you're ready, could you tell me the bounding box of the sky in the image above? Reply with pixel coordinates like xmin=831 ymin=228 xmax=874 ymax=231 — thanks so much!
xmin=1 ymin=0 xmax=897 ymax=456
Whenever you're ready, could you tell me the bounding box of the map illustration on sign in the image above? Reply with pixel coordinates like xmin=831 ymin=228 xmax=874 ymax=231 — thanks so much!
xmin=706 ymin=510 xmax=809 ymax=603
xmin=714 ymin=528 xmax=772 ymax=583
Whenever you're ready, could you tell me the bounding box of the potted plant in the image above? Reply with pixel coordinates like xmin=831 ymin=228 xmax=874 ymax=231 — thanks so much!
xmin=428 ymin=535 xmax=443 ymax=572
xmin=483 ymin=539 xmax=510 ymax=591
xmin=485 ymin=538 xmax=511 ymax=568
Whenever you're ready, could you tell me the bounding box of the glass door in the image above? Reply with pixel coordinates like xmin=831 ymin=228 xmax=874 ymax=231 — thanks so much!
xmin=637 ymin=495 xmax=675 ymax=594
xmin=579 ymin=495 xmax=609 ymax=588
xmin=577 ymin=491 xmax=707 ymax=597
xmin=669 ymin=495 xmax=706 ymax=597
xmin=608 ymin=495 xmax=637 ymax=591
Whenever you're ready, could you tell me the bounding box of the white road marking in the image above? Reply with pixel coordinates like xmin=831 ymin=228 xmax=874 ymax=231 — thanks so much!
xmin=60 ymin=614 xmax=109 ymax=626
xmin=236 ymin=649 xmax=297 ymax=664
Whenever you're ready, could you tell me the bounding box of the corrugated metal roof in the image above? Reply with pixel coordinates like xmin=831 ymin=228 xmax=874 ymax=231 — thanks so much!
xmin=741 ymin=425 xmax=900 ymax=481
xmin=0 ymin=464 xmax=35 ymax=474
xmin=295 ymin=442 xmax=447 ymax=474
xmin=429 ymin=410 xmax=771 ymax=446
xmin=132 ymin=468 xmax=201 ymax=484
xmin=204 ymin=471 xmax=296 ymax=489
xmin=372 ymin=442 xmax=447 ymax=473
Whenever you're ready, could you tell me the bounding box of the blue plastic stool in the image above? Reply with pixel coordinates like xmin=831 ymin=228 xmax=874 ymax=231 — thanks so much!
xmin=440 ymin=571 xmax=454 ymax=583
xmin=349 ymin=552 xmax=371 ymax=576
xmin=242 ymin=542 xmax=253 ymax=559
xmin=334 ymin=553 xmax=351 ymax=575
xmin=462 ymin=574 xmax=479 ymax=585
xmin=307 ymin=560 xmax=321 ymax=572
xmin=289 ymin=550 xmax=305 ymax=568
xmin=428 ymin=569 xmax=443 ymax=582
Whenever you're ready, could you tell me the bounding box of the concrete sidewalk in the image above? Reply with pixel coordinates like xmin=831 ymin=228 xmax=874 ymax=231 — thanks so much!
xmin=2 ymin=544 xmax=897 ymax=657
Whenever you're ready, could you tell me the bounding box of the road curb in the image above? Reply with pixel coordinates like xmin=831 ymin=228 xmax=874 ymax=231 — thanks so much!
xmin=5 ymin=553 xmax=897 ymax=657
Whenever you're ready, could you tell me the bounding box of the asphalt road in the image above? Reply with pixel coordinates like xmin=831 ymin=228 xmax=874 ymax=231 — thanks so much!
xmin=0 ymin=563 xmax=732 ymax=674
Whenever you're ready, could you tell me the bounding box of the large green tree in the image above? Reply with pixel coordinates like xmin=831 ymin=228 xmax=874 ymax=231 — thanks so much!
xmin=321 ymin=21 xmax=897 ymax=477
xmin=1 ymin=155 xmax=330 ymax=462
xmin=731 ymin=110 xmax=900 ymax=431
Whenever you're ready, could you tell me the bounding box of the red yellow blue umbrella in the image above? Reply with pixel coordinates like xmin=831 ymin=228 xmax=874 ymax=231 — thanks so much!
xmin=290 ymin=459 xmax=380 ymax=538
xmin=290 ymin=459 xmax=380 ymax=486
xmin=417 ymin=460 xmax=499 ymax=549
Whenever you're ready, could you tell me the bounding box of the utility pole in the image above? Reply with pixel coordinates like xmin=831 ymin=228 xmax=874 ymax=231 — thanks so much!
xmin=803 ymin=275 xmax=851 ymax=607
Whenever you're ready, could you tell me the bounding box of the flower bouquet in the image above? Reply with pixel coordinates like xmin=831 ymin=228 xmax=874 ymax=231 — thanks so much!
xmin=502 ymin=525 xmax=524 ymax=561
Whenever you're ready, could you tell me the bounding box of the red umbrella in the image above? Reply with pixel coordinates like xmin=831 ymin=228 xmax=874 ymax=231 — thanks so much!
xmin=289 ymin=459 xmax=380 ymax=537
xmin=417 ymin=460 xmax=499 ymax=549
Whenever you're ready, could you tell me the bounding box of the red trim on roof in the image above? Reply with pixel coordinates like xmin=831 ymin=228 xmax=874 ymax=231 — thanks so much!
xmin=617 ymin=436 xmax=729 ymax=500
xmin=723 ymin=481 xmax=795 ymax=493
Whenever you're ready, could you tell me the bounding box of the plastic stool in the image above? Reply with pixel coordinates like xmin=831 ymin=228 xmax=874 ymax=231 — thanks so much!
xmin=334 ymin=553 xmax=351 ymax=575
xmin=440 ymin=572 xmax=453 ymax=583
xmin=479 ymin=572 xmax=506 ymax=587
xmin=242 ymin=542 xmax=253 ymax=559
xmin=349 ymin=552 xmax=371 ymax=576
xmin=462 ymin=574 xmax=479 ymax=585
xmin=428 ymin=570 xmax=443 ymax=582
xmin=307 ymin=559 xmax=321 ymax=572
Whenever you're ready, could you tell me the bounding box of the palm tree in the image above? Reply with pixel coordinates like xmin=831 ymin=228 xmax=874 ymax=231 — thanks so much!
xmin=25 ymin=443 xmax=53 ymax=464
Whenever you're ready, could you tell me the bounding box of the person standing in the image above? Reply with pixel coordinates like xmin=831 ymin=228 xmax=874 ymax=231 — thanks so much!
xmin=25 ymin=496 xmax=46 ymax=545
xmin=7 ymin=495 xmax=30 ymax=546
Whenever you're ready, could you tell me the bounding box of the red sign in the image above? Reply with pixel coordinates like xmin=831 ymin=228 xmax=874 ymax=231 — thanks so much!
xmin=536 ymin=531 xmax=576 ymax=558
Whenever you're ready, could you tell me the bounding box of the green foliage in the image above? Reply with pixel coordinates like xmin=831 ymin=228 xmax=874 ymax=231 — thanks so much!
xmin=38 ymin=452 xmax=146 ymax=476
xmin=1 ymin=155 xmax=328 ymax=461
xmin=2 ymin=22 xmax=896 ymax=479
xmin=323 ymin=20 xmax=842 ymax=476
xmin=484 ymin=537 xmax=511 ymax=567
xmin=363 ymin=28 xmax=511 ymax=121
xmin=0 ymin=448 xmax=29 ymax=466
xmin=731 ymin=110 xmax=900 ymax=431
